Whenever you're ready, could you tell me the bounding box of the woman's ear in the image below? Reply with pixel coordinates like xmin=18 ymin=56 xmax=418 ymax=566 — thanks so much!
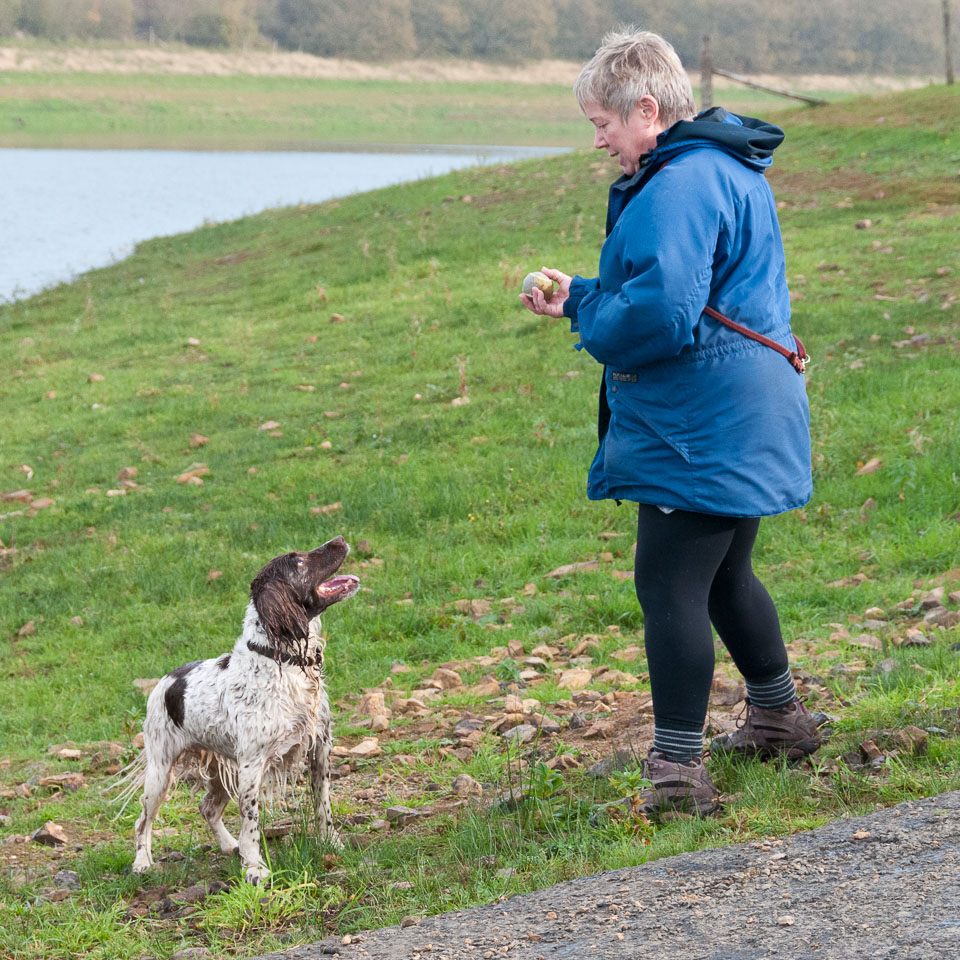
xmin=636 ymin=95 xmax=660 ymax=124
xmin=252 ymin=580 xmax=309 ymax=647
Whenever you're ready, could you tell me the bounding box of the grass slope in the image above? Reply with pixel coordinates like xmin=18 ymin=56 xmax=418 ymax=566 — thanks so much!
xmin=0 ymin=83 xmax=958 ymax=958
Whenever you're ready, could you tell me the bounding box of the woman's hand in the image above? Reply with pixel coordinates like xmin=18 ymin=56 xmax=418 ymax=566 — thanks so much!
xmin=519 ymin=267 xmax=572 ymax=319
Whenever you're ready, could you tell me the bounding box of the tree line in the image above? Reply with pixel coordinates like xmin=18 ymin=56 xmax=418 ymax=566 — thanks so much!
xmin=0 ymin=0 xmax=954 ymax=74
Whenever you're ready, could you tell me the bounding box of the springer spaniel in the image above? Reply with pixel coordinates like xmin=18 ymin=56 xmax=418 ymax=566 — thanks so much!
xmin=123 ymin=537 xmax=359 ymax=884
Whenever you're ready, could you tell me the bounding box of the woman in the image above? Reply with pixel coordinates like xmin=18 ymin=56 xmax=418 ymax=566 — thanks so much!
xmin=521 ymin=28 xmax=820 ymax=814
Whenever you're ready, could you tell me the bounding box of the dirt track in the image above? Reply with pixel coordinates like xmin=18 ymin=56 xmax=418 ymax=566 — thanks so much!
xmin=252 ymin=790 xmax=960 ymax=960
xmin=0 ymin=46 xmax=929 ymax=93
xmin=0 ymin=47 xmax=582 ymax=83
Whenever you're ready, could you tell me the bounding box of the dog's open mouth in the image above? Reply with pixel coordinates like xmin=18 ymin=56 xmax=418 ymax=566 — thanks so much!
xmin=316 ymin=574 xmax=361 ymax=605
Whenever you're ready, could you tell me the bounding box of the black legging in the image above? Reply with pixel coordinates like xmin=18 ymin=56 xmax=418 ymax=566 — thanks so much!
xmin=633 ymin=503 xmax=789 ymax=732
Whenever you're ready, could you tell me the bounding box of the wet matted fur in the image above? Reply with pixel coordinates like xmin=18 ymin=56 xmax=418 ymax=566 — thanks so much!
xmin=117 ymin=537 xmax=360 ymax=884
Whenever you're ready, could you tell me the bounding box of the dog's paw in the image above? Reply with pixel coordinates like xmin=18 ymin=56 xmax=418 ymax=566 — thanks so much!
xmin=215 ymin=835 xmax=240 ymax=855
xmin=244 ymin=864 xmax=270 ymax=885
xmin=131 ymin=857 xmax=152 ymax=874
xmin=323 ymin=829 xmax=344 ymax=851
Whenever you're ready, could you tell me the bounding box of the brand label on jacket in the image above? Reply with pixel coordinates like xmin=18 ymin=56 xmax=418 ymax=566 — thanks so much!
xmin=610 ymin=371 xmax=638 ymax=383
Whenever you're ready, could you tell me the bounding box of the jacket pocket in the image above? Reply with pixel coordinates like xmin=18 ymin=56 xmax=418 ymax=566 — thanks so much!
xmin=606 ymin=378 xmax=693 ymax=465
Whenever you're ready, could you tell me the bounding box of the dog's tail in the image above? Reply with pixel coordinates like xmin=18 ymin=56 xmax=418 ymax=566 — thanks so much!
xmin=102 ymin=750 xmax=148 ymax=819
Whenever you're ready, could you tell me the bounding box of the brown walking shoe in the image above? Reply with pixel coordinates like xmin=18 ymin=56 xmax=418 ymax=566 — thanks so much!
xmin=711 ymin=699 xmax=822 ymax=760
xmin=636 ymin=750 xmax=721 ymax=816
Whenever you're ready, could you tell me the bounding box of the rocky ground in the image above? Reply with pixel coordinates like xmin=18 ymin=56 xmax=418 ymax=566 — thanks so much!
xmin=1 ymin=569 xmax=958 ymax=945
xmin=250 ymin=788 xmax=960 ymax=960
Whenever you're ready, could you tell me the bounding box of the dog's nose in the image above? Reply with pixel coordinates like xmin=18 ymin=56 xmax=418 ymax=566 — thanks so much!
xmin=311 ymin=536 xmax=347 ymax=555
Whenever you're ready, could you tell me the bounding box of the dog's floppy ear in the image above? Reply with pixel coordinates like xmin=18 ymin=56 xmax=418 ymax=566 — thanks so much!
xmin=252 ymin=579 xmax=309 ymax=647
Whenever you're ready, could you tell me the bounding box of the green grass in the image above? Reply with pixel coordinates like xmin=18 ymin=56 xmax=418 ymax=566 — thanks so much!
xmin=0 ymin=82 xmax=959 ymax=958
xmin=0 ymin=69 xmax=859 ymax=150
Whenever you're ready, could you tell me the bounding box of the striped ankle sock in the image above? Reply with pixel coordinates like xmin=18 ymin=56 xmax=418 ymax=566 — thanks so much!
xmin=745 ymin=669 xmax=797 ymax=709
xmin=653 ymin=727 xmax=703 ymax=762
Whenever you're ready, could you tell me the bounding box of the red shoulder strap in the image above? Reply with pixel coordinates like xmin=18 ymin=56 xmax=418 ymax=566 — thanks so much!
xmin=703 ymin=305 xmax=807 ymax=374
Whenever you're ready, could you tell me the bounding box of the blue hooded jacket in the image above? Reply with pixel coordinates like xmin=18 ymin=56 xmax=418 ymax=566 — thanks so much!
xmin=563 ymin=107 xmax=812 ymax=517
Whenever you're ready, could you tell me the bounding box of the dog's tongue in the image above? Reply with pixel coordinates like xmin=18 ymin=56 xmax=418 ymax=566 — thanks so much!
xmin=316 ymin=574 xmax=360 ymax=602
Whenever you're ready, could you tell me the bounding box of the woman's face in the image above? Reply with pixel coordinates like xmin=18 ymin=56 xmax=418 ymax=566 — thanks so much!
xmin=585 ymin=99 xmax=664 ymax=177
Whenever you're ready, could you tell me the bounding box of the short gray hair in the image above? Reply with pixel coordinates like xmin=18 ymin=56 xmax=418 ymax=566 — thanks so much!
xmin=574 ymin=28 xmax=696 ymax=128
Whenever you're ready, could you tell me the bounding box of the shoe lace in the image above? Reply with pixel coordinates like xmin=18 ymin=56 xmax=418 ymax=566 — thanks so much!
xmin=733 ymin=698 xmax=752 ymax=730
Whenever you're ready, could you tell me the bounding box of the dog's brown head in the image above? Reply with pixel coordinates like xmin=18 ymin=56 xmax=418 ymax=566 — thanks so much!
xmin=250 ymin=536 xmax=360 ymax=648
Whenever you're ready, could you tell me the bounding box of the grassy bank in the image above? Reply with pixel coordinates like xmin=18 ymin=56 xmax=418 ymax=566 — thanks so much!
xmin=0 ymin=83 xmax=958 ymax=958
xmin=0 ymin=68 xmax=862 ymax=150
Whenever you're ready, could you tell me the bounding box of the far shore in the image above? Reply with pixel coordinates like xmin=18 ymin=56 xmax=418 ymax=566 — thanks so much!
xmin=0 ymin=45 xmax=938 ymax=153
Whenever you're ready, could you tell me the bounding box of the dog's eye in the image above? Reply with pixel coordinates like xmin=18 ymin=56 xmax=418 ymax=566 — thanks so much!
xmin=296 ymin=557 xmax=304 ymax=566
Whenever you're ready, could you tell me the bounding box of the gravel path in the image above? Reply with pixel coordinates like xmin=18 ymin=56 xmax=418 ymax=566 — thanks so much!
xmin=252 ymin=790 xmax=960 ymax=960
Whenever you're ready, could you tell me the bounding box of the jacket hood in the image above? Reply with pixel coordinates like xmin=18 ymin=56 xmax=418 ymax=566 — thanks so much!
xmin=657 ymin=107 xmax=784 ymax=169
xmin=612 ymin=108 xmax=784 ymax=196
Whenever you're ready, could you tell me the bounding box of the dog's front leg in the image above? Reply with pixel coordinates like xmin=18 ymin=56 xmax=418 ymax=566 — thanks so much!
xmin=310 ymin=732 xmax=342 ymax=849
xmin=236 ymin=762 xmax=268 ymax=884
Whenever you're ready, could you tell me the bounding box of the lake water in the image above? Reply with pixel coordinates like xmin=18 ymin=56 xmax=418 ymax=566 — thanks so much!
xmin=0 ymin=144 xmax=567 ymax=302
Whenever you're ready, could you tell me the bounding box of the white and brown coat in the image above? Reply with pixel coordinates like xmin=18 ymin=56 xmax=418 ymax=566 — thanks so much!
xmin=124 ymin=537 xmax=359 ymax=884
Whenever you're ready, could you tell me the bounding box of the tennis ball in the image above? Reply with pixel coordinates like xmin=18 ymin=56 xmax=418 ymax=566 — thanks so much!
xmin=522 ymin=271 xmax=555 ymax=301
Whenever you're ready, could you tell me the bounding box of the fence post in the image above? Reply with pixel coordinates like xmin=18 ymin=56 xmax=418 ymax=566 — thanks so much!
xmin=700 ymin=36 xmax=713 ymax=111
xmin=945 ymin=0 xmax=955 ymax=85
